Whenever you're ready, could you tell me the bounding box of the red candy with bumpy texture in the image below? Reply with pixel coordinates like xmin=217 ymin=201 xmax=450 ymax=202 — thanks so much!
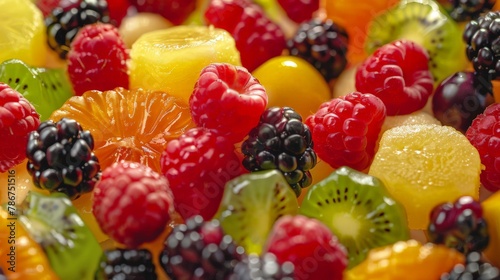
xmin=0 ymin=83 xmax=40 ymax=172
xmin=265 ymin=215 xmax=348 ymax=280
xmin=190 ymin=63 xmax=268 ymax=144
xmin=204 ymin=0 xmax=286 ymax=72
xmin=93 ymin=161 xmax=174 ymax=248
xmin=305 ymin=92 xmax=386 ymax=171
xmin=277 ymin=0 xmax=319 ymax=23
xmin=466 ymin=103 xmax=500 ymax=192
xmin=160 ymin=127 xmax=245 ymax=221
xmin=355 ymin=40 xmax=434 ymax=116
xmin=67 ymin=23 xmax=129 ymax=96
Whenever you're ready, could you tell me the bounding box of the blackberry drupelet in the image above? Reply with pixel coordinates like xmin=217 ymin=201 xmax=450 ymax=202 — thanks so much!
xmin=241 ymin=107 xmax=317 ymax=196
xmin=100 ymin=248 xmax=157 ymax=280
xmin=26 ymin=118 xmax=100 ymax=200
xmin=428 ymin=197 xmax=489 ymax=254
xmin=159 ymin=215 xmax=246 ymax=279
xmin=447 ymin=0 xmax=496 ymax=21
xmin=229 ymin=253 xmax=295 ymax=280
xmin=441 ymin=251 xmax=500 ymax=280
xmin=287 ymin=18 xmax=349 ymax=84
xmin=463 ymin=11 xmax=500 ymax=81
xmin=45 ymin=0 xmax=110 ymax=59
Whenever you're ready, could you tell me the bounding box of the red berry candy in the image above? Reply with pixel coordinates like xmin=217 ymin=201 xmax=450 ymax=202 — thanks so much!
xmin=190 ymin=63 xmax=268 ymax=144
xmin=204 ymin=0 xmax=286 ymax=72
xmin=67 ymin=23 xmax=129 ymax=96
xmin=265 ymin=215 xmax=348 ymax=280
xmin=0 ymin=83 xmax=40 ymax=172
xmin=305 ymin=91 xmax=386 ymax=171
xmin=160 ymin=127 xmax=245 ymax=221
xmin=355 ymin=40 xmax=434 ymax=116
xmin=129 ymin=0 xmax=196 ymax=25
xmin=466 ymin=103 xmax=500 ymax=191
xmin=277 ymin=0 xmax=319 ymax=23
xmin=93 ymin=161 xmax=174 ymax=248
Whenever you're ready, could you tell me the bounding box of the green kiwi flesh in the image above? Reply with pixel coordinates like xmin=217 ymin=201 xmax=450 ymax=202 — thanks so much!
xmin=299 ymin=166 xmax=410 ymax=269
xmin=18 ymin=192 xmax=102 ymax=280
xmin=0 ymin=59 xmax=74 ymax=121
xmin=365 ymin=0 xmax=468 ymax=85
xmin=215 ymin=170 xmax=299 ymax=255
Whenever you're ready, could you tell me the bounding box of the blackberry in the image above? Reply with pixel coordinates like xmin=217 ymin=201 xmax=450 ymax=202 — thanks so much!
xmin=241 ymin=107 xmax=317 ymax=196
xmin=463 ymin=11 xmax=500 ymax=81
xmin=100 ymin=248 xmax=157 ymax=280
xmin=229 ymin=253 xmax=295 ymax=280
xmin=26 ymin=118 xmax=100 ymax=200
xmin=441 ymin=251 xmax=500 ymax=280
xmin=45 ymin=0 xmax=110 ymax=59
xmin=428 ymin=196 xmax=489 ymax=254
xmin=159 ymin=215 xmax=246 ymax=279
xmin=287 ymin=18 xmax=349 ymax=84
xmin=446 ymin=0 xmax=496 ymax=22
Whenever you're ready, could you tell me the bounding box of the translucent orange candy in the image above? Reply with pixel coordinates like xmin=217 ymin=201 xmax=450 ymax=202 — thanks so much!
xmin=50 ymin=87 xmax=195 ymax=173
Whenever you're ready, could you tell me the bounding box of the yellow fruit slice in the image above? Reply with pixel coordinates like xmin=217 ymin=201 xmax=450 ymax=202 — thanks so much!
xmin=0 ymin=0 xmax=47 ymax=67
xmin=482 ymin=190 xmax=500 ymax=267
xmin=381 ymin=111 xmax=441 ymax=134
xmin=0 ymin=209 xmax=59 ymax=280
xmin=345 ymin=240 xmax=464 ymax=280
xmin=252 ymin=56 xmax=331 ymax=120
xmin=129 ymin=26 xmax=241 ymax=103
xmin=369 ymin=124 xmax=481 ymax=229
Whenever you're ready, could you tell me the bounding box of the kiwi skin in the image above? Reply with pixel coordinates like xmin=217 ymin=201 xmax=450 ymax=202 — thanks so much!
xmin=299 ymin=166 xmax=410 ymax=269
xmin=0 ymin=59 xmax=74 ymax=120
xmin=365 ymin=0 xmax=468 ymax=85
xmin=215 ymin=170 xmax=299 ymax=255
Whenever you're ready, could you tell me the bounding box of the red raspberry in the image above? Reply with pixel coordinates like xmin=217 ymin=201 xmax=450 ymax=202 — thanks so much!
xmin=466 ymin=103 xmax=500 ymax=191
xmin=190 ymin=63 xmax=268 ymax=144
xmin=277 ymin=0 xmax=319 ymax=23
xmin=0 ymin=83 xmax=40 ymax=172
xmin=204 ymin=0 xmax=286 ymax=72
xmin=265 ymin=215 xmax=348 ymax=280
xmin=93 ymin=161 xmax=174 ymax=248
xmin=129 ymin=0 xmax=196 ymax=25
xmin=67 ymin=23 xmax=129 ymax=96
xmin=160 ymin=127 xmax=245 ymax=221
xmin=355 ymin=40 xmax=434 ymax=116
xmin=305 ymin=91 xmax=386 ymax=171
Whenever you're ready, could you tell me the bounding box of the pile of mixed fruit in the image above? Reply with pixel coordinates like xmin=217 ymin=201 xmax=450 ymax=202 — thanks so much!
xmin=2 ymin=0 xmax=500 ymax=279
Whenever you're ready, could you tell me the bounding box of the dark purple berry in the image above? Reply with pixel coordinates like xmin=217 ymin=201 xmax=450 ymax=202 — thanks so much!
xmin=428 ymin=196 xmax=489 ymax=254
xmin=26 ymin=118 xmax=100 ymax=200
xmin=463 ymin=11 xmax=500 ymax=81
xmin=432 ymin=71 xmax=494 ymax=133
xmin=99 ymin=248 xmax=157 ymax=280
xmin=442 ymin=0 xmax=496 ymax=22
xmin=287 ymin=18 xmax=349 ymax=84
xmin=229 ymin=253 xmax=295 ymax=280
xmin=241 ymin=107 xmax=317 ymax=196
xmin=441 ymin=251 xmax=500 ymax=280
xmin=159 ymin=216 xmax=246 ymax=280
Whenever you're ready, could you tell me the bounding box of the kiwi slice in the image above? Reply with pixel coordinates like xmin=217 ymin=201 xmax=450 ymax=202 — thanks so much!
xmin=215 ymin=170 xmax=299 ymax=255
xmin=299 ymin=166 xmax=410 ymax=269
xmin=0 ymin=59 xmax=74 ymax=121
xmin=365 ymin=0 xmax=468 ymax=85
xmin=18 ymin=192 xmax=103 ymax=280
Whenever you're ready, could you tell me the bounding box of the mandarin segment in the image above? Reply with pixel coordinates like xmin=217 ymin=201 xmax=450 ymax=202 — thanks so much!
xmin=345 ymin=240 xmax=465 ymax=280
xmin=49 ymin=87 xmax=195 ymax=173
xmin=369 ymin=124 xmax=482 ymax=229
